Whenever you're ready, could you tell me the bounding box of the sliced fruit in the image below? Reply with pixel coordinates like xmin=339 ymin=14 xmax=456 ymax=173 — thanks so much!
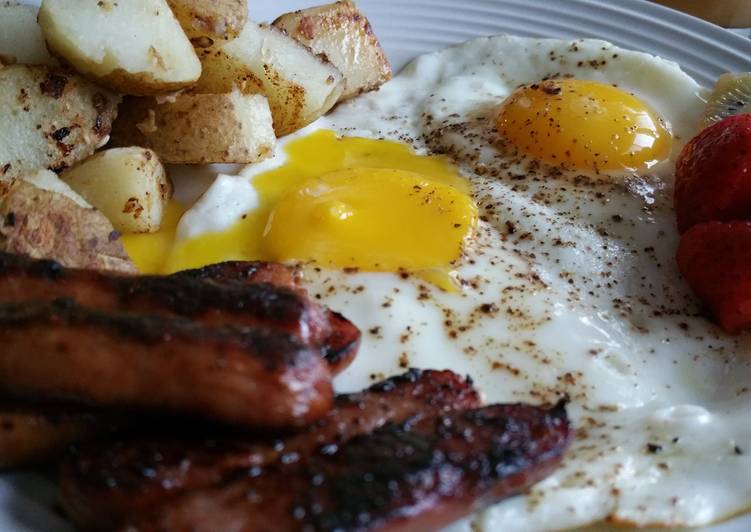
xmin=674 ymin=114 xmax=751 ymax=233
xmin=701 ymin=72 xmax=751 ymax=129
xmin=677 ymin=221 xmax=751 ymax=335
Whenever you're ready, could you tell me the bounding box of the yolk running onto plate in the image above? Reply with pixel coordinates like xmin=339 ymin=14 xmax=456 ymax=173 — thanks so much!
xmin=123 ymin=130 xmax=478 ymax=290
xmin=121 ymin=201 xmax=185 ymax=273
xmin=496 ymin=79 xmax=672 ymax=172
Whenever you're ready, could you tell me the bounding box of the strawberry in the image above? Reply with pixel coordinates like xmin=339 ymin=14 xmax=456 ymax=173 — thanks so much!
xmin=677 ymin=221 xmax=751 ymax=334
xmin=675 ymin=114 xmax=751 ymax=233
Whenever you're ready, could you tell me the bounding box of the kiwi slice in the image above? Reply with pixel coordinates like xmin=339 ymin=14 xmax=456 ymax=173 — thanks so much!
xmin=701 ymin=72 xmax=751 ymax=128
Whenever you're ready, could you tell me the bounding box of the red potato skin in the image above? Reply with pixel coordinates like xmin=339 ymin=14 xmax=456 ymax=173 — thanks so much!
xmin=677 ymin=221 xmax=751 ymax=334
xmin=675 ymin=114 xmax=751 ymax=233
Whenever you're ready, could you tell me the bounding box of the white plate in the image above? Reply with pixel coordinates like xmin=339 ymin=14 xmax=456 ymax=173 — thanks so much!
xmin=6 ymin=1 xmax=751 ymax=531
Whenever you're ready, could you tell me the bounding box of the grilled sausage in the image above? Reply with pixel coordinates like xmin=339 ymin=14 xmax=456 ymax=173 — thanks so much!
xmin=0 ymin=402 xmax=104 ymax=469
xmin=60 ymin=369 xmax=481 ymax=530
xmin=0 ymin=300 xmax=334 ymax=429
xmin=126 ymin=402 xmax=572 ymax=532
xmin=0 ymin=252 xmax=360 ymax=370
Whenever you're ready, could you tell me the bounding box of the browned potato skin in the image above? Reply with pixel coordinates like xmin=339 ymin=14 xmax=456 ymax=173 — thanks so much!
xmin=111 ymin=91 xmax=275 ymax=165
xmin=0 ymin=405 xmax=102 ymax=469
xmin=195 ymin=22 xmax=345 ymax=136
xmin=0 ymin=65 xmax=119 ymax=180
xmin=0 ymin=180 xmax=135 ymax=273
xmin=64 ymin=63 xmax=196 ymax=99
xmin=273 ymin=0 xmax=392 ymax=101
xmin=166 ymin=0 xmax=247 ymax=47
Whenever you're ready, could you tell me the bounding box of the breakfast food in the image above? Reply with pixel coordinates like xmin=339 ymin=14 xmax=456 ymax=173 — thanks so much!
xmin=0 ymin=180 xmax=134 ymax=272
xmin=60 ymin=369 xmax=483 ymax=529
xmin=126 ymin=402 xmax=571 ymax=532
xmin=677 ymin=221 xmax=751 ymax=334
xmin=673 ymin=110 xmax=751 ymax=333
xmin=675 ymin=114 xmax=751 ymax=232
xmin=112 ymin=91 xmax=276 ymax=164
xmin=0 ymin=65 xmax=119 ymax=179
xmin=0 ymin=251 xmax=362 ymax=427
xmin=701 ymin=72 xmax=751 ymax=127
xmin=61 ymin=147 xmax=172 ymax=234
xmin=61 ymin=375 xmax=568 ymax=532
xmin=38 ymin=0 xmax=202 ymax=95
xmin=141 ymin=32 xmax=751 ymax=531
xmin=195 ymin=20 xmax=346 ymax=135
xmin=0 ymin=404 xmax=104 ymax=469
xmin=0 ymin=252 xmax=361 ymax=367
xmin=272 ymin=0 xmax=392 ymax=100
xmin=0 ymin=1 xmax=56 ymax=66
xmin=166 ymin=0 xmax=247 ymax=46
xmin=20 ymin=168 xmax=90 ymax=207
xmin=0 ymin=300 xmax=335 ymax=428
xmin=3 ymin=0 xmax=751 ymax=530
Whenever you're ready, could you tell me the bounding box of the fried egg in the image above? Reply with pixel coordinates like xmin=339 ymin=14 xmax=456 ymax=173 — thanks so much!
xmin=125 ymin=36 xmax=751 ymax=531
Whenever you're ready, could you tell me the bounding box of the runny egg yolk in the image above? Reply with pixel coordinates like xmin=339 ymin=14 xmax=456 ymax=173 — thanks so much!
xmin=263 ymin=167 xmax=476 ymax=275
xmin=123 ymin=130 xmax=478 ymax=290
xmin=496 ymin=79 xmax=672 ymax=172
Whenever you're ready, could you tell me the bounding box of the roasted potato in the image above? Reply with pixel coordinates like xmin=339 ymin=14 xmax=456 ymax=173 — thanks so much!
xmin=273 ymin=0 xmax=391 ymax=101
xmin=166 ymin=0 xmax=247 ymax=47
xmin=0 ymin=65 xmax=119 ymax=180
xmin=21 ymin=168 xmax=91 ymax=209
xmin=62 ymin=147 xmax=172 ymax=234
xmin=0 ymin=2 xmax=57 ymax=66
xmin=38 ymin=0 xmax=201 ymax=95
xmin=111 ymin=91 xmax=275 ymax=164
xmin=0 ymin=179 xmax=135 ymax=273
xmin=196 ymin=21 xmax=345 ymax=136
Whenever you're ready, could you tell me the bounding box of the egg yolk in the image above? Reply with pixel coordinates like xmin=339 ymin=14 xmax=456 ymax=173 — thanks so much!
xmin=496 ymin=79 xmax=672 ymax=172
xmin=263 ymin=167 xmax=476 ymax=273
xmin=123 ymin=130 xmax=478 ymax=290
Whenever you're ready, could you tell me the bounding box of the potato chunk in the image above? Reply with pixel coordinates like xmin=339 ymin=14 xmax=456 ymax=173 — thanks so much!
xmin=0 ymin=179 xmax=135 ymax=273
xmin=21 ymin=168 xmax=90 ymax=209
xmin=111 ymin=91 xmax=275 ymax=164
xmin=196 ymin=21 xmax=344 ymax=136
xmin=273 ymin=0 xmax=391 ymax=101
xmin=62 ymin=148 xmax=172 ymax=234
xmin=0 ymin=2 xmax=56 ymax=66
xmin=0 ymin=65 xmax=119 ymax=180
xmin=166 ymin=0 xmax=247 ymax=46
xmin=38 ymin=0 xmax=201 ymax=95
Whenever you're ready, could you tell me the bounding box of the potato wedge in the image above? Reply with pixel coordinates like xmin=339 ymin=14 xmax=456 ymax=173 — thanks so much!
xmin=111 ymin=91 xmax=275 ymax=164
xmin=0 ymin=65 xmax=119 ymax=180
xmin=273 ymin=0 xmax=391 ymax=101
xmin=38 ymin=0 xmax=201 ymax=95
xmin=166 ymin=0 xmax=247 ymax=47
xmin=0 ymin=2 xmax=57 ymax=66
xmin=0 ymin=179 xmax=135 ymax=273
xmin=61 ymin=148 xmax=172 ymax=234
xmin=196 ymin=21 xmax=344 ymax=136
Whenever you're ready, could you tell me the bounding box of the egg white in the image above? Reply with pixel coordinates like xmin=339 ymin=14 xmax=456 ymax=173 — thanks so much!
xmin=178 ymin=36 xmax=751 ymax=531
